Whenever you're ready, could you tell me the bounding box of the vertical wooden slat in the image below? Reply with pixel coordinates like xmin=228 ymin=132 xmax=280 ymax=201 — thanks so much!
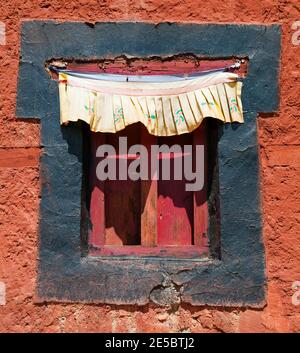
xmin=89 ymin=132 xmax=106 ymax=247
xmin=141 ymin=126 xmax=158 ymax=246
xmin=193 ymin=122 xmax=209 ymax=247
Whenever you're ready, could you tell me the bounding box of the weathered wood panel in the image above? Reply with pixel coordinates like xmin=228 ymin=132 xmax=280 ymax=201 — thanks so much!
xmin=193 ymin=122 xmax=209 ymax=248
xmin=157 ymin=133 xmax=194 ymax=246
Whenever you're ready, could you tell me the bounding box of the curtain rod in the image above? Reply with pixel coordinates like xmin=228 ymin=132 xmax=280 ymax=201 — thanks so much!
xmin=48 ymin=59 xmax=244 ymax=82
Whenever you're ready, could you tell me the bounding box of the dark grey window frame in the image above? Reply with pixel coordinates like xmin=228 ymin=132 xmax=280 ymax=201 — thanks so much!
xmin=16 ymin=21 xmax=281 ymax=306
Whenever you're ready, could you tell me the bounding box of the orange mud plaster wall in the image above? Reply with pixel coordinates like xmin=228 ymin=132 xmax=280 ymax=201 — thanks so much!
xmin=0 ymin=1 xmax=300 ymax=332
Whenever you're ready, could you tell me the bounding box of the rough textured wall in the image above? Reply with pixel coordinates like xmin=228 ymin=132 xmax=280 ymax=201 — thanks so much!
xmin=0 ymin=1 xmax=299 ymax=332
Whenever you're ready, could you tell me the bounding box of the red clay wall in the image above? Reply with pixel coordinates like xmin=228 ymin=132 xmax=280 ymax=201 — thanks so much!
xmin=0 ymin=1 xmax=300 ymax=332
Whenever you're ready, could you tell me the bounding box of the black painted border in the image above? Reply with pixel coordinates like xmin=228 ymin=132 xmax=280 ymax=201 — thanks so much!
xmin=16 ymin=21 xmax=281 ymax=306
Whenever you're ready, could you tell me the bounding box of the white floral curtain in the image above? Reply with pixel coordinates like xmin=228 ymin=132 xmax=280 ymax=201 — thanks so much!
xmin=58 ymin=71 xmax=243 ymax=136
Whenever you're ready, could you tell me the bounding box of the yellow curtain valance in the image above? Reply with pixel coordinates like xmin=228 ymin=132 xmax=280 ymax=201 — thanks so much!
xmin=58 ymin=72 xmax=244 ymax=136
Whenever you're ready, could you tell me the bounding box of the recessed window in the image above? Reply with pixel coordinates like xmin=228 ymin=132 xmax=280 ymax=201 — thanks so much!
xmin=66 ymin=56 xmax=243 ymax=259
xmin=86 ymin=121 xmax=218 ymax=258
